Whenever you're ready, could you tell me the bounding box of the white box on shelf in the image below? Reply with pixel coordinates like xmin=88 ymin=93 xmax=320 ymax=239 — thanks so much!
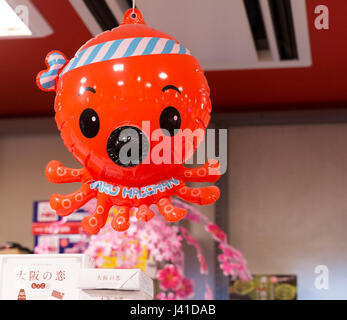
xmin=80 ymin=289 xmax=152 ymax=300
xmin=0 ymin=254 xmax=94 ymax=300
xmin=78 ymin=268 xmax=154 ymax=299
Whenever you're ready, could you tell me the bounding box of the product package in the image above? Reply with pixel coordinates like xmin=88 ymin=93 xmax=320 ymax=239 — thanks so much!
xmin=0 ymin=254 xmax=94 ymax=300
xmin=34 ymin=234 xmax=89 ymax=254
xmin=78 ymin=268 xmax=154 ymax=300
xmin=32 ymin=222 xmax=83 ymax=235
xmin=229 ymin=274 xmax=297 ymax=300
xmin=33 ymin=200 xmax=91 ymax=223
xmin=32 ymin=200 xmax=91 ymax=253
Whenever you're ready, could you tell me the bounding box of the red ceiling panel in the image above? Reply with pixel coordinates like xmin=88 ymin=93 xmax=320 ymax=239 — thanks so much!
xmin=0 ymin=0 xmax=343 ymax=117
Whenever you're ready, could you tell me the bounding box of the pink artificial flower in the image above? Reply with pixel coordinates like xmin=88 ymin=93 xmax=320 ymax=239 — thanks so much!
xmin=180 ymin=226 xmax=199 ymax=247
xmin=126 ymin=224 xmax=137 ymax=237
xmin=157 ymin=264 xmax=182 ymax=291
xmin=157 ymin=292 xmax=177 ymax=300
xmin=238 ymin=270 xmax=252 ymax=281
xmin=34 ymin=237 xmax=50 ymax=254
xmin=175 ymin=278 xmax=194 ymax=299
xmin=205 ymin=223 xmax=227 ymax=242
xmin=217 ymin=253 xmax=228 ymax=264
xmin=219 ymin=243 xmax=242 ymax=259
xmin=220 ymin=261 xmax=236 ymax=277
xmin=83 ymin=198 xmax=251 ymax=300
xmin=172 ymin=198 xmax=208 ymax=224
xmin=197 ymin=253 xmax=208 ymax=275
xmin=185 ymin=211 xmax=201 ymax=223
xmin=204 ymin=282 xmax=214 ymax=300
xmin=169 ymin=235 xmax=182 ymax=249
xmin=151 ymin=247 xmax=165 ymax=262
xmin=86 ymin=242 xmax=111 ymax=267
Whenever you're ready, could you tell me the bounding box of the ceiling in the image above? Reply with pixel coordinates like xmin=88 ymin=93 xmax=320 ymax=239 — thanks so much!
xmin=0 ymin=0 xmax=344 ymax=117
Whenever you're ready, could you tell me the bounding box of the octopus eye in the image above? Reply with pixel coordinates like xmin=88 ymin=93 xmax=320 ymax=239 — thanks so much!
xmin=160 ymin=106 xmax=181 ymax=136
xmin=79 ymin=108 xmax=100 ymax=138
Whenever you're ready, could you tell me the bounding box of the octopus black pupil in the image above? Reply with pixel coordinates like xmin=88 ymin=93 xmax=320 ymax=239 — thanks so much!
xmin=79 ymin=108 xmax=100 ymax=138
xmin=160 ymin=106 xmax=181 ymax=136
xmin=107 ymin=126 xmax=150 ymax=167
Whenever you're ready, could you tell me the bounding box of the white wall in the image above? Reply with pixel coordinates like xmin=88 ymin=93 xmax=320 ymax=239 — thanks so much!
xmin=0 ymin=118 xmax=80 ymax=249
xmin=228 ymin=124 xmax=347 ymax=299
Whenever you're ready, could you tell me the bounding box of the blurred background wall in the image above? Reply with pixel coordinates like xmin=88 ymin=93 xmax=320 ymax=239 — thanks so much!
xmin=227 ymin=123 xmax=347 ymax=299
xmin=0 ymin=118 xmax=79 ymax=248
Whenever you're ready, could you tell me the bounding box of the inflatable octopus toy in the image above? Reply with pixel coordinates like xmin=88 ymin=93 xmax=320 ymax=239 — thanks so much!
xmin=37 ymin=9 xmax=221 ymax=234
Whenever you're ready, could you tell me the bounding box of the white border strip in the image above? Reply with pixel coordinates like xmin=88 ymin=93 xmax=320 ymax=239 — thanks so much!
xmin=259 ymin=0 xmax=280 ymax=62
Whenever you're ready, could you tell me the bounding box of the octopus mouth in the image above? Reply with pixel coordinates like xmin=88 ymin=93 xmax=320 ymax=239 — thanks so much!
xmin=106 ymin=126 xmax=149 ymax=167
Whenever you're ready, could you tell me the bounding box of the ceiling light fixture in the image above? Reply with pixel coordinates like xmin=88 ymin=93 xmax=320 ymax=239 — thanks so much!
xmin=0 ymin=0 xmax=32 ymax=37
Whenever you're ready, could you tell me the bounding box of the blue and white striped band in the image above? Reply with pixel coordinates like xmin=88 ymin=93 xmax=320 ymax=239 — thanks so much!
xmin=60 ymin=37 xmax=191 ymax=76
xmin=38 ymin=52 xmax=67 ymax=91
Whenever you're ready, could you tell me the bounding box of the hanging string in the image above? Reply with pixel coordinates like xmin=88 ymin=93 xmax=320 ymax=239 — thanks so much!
xmin=132 ymin=0 xmax=136 ymax=15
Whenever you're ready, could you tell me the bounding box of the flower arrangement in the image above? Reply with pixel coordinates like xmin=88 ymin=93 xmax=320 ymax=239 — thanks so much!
xmin=84 ymin=198 xmax=250 ymax=300
xmin=34 ymin=198 xmax=250 ymax=299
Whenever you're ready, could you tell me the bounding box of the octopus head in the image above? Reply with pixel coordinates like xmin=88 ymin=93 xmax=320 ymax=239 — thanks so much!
xmin=38 ymin=9 xmax=212 ymax=186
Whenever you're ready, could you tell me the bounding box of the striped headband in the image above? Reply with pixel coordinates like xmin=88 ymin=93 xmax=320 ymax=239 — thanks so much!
xmin=37 ymin=37 xmax=190 ymax=92
xmin=61 ymin=37 xmax=190 ymax=76
xmin=37 ymin=51 xmax=68 ymax=91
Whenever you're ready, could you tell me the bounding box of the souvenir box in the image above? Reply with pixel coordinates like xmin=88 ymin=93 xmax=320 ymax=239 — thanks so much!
xmin=0 ymin=254 xmax=94 ymax=300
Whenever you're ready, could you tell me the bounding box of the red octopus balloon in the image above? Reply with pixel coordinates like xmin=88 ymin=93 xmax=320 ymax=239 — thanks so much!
xmin=36 ymin=9 xmax=221 ymax=234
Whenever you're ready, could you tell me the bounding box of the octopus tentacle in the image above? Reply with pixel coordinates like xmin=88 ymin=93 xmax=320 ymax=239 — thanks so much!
xmin=49 ymin=183 xmax=95 ymax=217
xmin=177 ymin=159 xmax=221 ymax=183
xmin=81 ymin=193 xmax=112 ymax=234
xmin=111 ymin=205 xmax=130 ymax=231
xmin=175 ymin=185 xmax=220 ymax=205
xmin=46 ymin=158 xmax=221 ymax=233
xmin=136 ymin=204 xmax=155 ymax=222
xmin=157 ymin=197 xmax=186 ymax=222
xmin=46 ymin=160 xmax=84 ymax=183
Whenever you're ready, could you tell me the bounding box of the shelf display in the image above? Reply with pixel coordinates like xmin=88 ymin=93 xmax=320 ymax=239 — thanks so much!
xmin=33 ymin=200 xmax=92 ymax=254
xmin=34 ymin=198 xmax=250 ymax=300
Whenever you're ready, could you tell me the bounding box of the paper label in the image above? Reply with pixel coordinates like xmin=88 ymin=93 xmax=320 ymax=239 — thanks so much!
xmin=0 ymin=255 xmax=87 ymax=300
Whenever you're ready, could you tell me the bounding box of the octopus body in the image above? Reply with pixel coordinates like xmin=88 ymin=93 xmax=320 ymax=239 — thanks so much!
xmin=37 ymin=9 xmax=221 ymax=234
